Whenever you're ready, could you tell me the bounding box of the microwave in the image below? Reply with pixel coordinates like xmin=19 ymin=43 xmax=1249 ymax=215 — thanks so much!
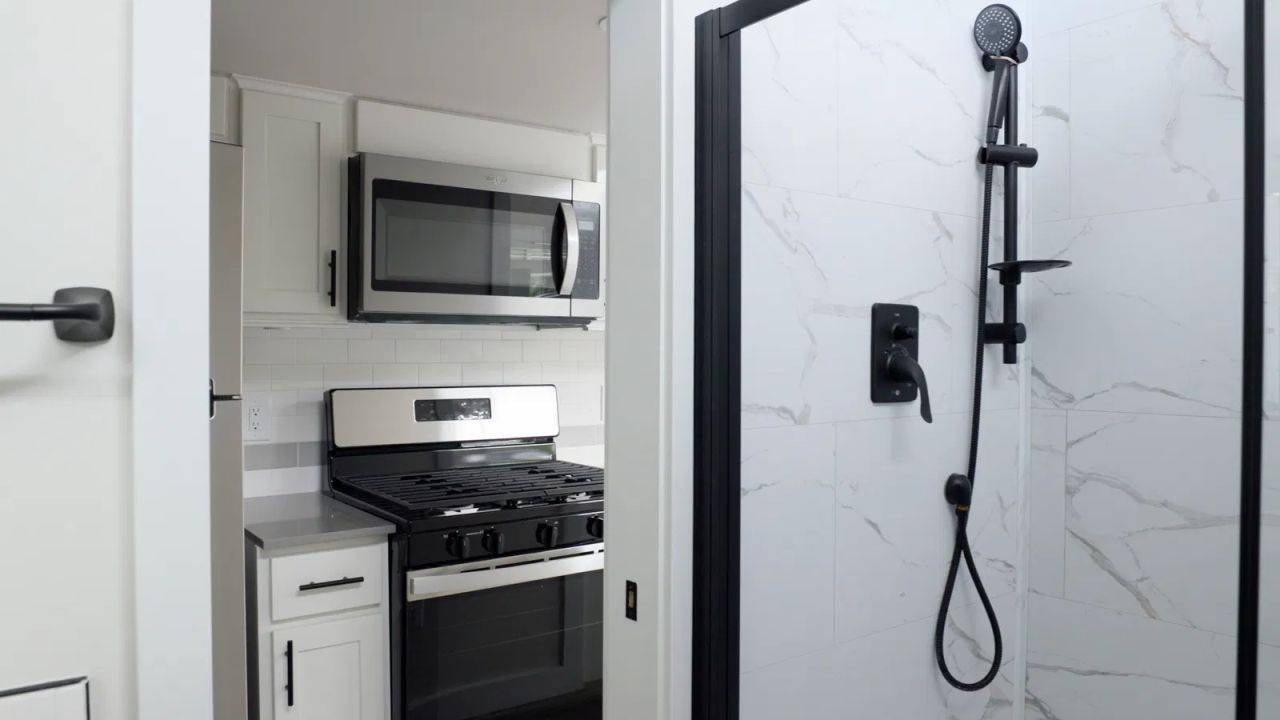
xmin=347 ymin=153 xmax=604 ymax=325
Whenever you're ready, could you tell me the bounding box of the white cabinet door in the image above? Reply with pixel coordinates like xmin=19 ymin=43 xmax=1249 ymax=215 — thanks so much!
xmin=271 ymin=615 xmax=386 ymax=720
xmin=241 ymin=88 xmax=347 ymax=317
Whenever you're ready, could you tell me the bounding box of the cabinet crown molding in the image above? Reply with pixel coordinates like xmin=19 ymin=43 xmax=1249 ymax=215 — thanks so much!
xmin=232 ymin=74 xmax=354 ymax=104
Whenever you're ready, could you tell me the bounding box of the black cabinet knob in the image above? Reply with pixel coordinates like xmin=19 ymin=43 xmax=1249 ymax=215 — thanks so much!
xmin=482 ymin=529 xmax=506 ymax=555
xmin=446 ymin=532 xmax=471 ymax=559
xmin=586 ymin=515 xmax=604 ymax=539
xmin=536 ymin=522 xmax=560 ymax=548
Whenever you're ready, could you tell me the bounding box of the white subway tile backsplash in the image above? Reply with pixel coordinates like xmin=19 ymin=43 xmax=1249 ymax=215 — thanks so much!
xmin=369 ymin=324 xmax=421 ymax=339
xmin=503 ymin=363 xmax=543 ymax=384
xmin=244 ymin=323 xmax=606 ymax=498
xmin=324 ymin=363 xmax=373 ymax=389
xmin=482 ymin=340 xmax=524 ymax=362
xmin=347 ymin=339 xmax=396 ymax=363
xmin=244 ymin=337 xmax=297 ymax=365
xmin=442 ymin=340 xmax=484 ymax=362
xmin=418 ymin=363 xmax=463 ymax=386
xmin=522 ymin=341 xmax=561 ymax=362
xmin=373 ymin=364 xmax=419 ymax=387
xmin=413 ymin=327 xmax=464 ymax=339
xmin=295 ymin=338 xmax=348 ymax=364
xmin=270 ymin=390 xmax=299 ymax=416
xmin=395 ymin=339 xmax=442 ymax=363
xmin=244 ymin=365 xmax=272 ymax=391
xmin=271 ymin=365 xmax=322 ymax=390
xmin=461 ymin=363 xmax=504 ymax=385
xmin=560 ymin=341 xmax=600 ymax=362
xmin=243 ymin=466 xmax=323 ymax=498
xmin=321 ymin=325 xmax=373 ymax=339
xmin=541 ymin=362 xmax=580 ymax=383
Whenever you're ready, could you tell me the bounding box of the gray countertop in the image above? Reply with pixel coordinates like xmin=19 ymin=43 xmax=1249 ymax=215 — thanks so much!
xmin=244 ymin=492 xmax=395 ymax=550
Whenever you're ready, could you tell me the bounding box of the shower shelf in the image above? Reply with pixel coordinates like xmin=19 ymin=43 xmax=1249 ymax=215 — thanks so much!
xmin=988 ymin=259 xmax=1071 ymax=285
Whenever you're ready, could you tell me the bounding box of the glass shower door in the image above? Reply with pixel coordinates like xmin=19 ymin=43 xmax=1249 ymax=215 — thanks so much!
xmin=700 ymin=0 xmax=1258 ymax=718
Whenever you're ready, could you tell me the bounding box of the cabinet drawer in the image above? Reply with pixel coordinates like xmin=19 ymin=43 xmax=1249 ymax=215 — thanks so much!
xmin=270 ymin=542 xmax=384 ymax=622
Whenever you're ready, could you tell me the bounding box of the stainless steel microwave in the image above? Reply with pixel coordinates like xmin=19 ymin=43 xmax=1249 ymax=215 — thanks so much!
xmin=347 ymin=153 xmax=604 ymax=325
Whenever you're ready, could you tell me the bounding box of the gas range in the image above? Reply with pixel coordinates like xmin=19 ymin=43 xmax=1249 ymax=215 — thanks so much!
xmin=324 ymin=385 xmax=604 ymax=720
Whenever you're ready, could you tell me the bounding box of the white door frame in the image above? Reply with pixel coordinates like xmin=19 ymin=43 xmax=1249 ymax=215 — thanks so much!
xmin=131 ymin=2 xmax=213 ymax=718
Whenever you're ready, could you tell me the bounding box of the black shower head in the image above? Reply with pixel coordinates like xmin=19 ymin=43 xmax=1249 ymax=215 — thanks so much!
xmin=973 ymin=4 xmax=1022 ymax=57
xmin=974 ymin=5 xmax=1023 ymax=144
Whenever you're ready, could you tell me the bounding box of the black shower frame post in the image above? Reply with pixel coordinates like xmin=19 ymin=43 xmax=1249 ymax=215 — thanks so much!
xmin=1236 ymin=0 xmax=1265 ymax=717
xmin=692 ymin=1 xmax=1267 ymax=718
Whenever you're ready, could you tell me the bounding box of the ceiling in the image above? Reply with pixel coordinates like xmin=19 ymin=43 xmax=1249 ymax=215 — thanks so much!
xmin=213 ymin=0 xmax=608 ymax=134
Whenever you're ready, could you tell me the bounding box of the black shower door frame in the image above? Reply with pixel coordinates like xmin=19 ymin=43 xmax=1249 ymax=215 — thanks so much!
xmin=690 ymin=1 xmax=1268 ymax=719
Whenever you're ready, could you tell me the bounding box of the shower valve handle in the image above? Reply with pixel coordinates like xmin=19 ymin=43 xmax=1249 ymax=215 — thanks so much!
xmin=885 ymin=346 xmax=933 ymax=424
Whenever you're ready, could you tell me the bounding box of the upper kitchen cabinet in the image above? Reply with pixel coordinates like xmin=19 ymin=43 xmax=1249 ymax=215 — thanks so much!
xmin=239 ymin=77 xmax=351 ymax=319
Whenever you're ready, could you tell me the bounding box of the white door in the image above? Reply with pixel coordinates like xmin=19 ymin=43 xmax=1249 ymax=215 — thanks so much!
xmin=1 ymin=2 xmax=212 ymax=719
xmin=271 ymin=615 xmax=386 ymax=720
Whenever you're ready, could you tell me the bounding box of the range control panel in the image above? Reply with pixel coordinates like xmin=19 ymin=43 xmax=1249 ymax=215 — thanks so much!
xmin=408 ymin=510 xmax=604 ymax=568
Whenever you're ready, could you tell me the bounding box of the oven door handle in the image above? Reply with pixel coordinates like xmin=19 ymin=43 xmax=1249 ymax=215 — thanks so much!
xmin=407 ymin=546 xmax=603 ymax=601
xmin=556 ymin=201 xmax=581 ymax=297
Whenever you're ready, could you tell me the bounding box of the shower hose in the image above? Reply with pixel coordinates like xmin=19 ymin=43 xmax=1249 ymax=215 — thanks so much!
xmin=933 ymin=162 xmax=1003 ymax=692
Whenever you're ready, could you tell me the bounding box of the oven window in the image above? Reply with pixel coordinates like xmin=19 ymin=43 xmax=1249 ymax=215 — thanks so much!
xmin=373 ymin=179 xmax=564 ymax=298
xmin=403 ymin=569 xmax=602 ymax=719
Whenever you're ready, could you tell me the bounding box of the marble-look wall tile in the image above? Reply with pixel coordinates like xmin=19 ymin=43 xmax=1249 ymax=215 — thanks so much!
xmin=741 ymin=594 xmax=1020 ymax=720
xmin=740 ymin=0 xmax=840 ymax=195
xmin=1028 ymin=200 xmax=1243 ymax=416
xmin=834 ymin=410 xmax=1020 ymax=643
xmin=1031 ymin=31 xmax=1071 ymax=223
xmin=739 ymin=183 xmax=1022 ymax=430
xmin=1031 ymin=0 xmax=1164 ymax=37
xmin=740 ymin=423 xmax=837 ymax=671
xmin=1025 ymin=593 xmax=1236 ymax=720
xmin=1063 ymin=411 xmax=1241 ymax=636
xmin=833 ymin=0 xmax=1027 ymax=218
xmin=1069 ymin=0 xmax=1244 ymax=217
xmin=1028 ymin=410 xmax=1066 ymax=597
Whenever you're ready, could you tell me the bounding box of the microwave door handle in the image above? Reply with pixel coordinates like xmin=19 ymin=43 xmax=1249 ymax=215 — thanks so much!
xmin=557 ymin=201 xmax=581 ymax=297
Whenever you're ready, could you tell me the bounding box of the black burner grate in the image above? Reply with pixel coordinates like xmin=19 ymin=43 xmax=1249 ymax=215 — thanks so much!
xmin=338 ymin=460 xmax=604 ymax=518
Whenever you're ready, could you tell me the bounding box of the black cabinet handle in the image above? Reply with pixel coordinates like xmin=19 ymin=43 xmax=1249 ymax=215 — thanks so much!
xmin=284 ymin=640 xmax=294 ymax=707
xmin=0 ymin=287 xmax=114 ymax=342
xmin=327 ymin=250 xmax=337 ymax=307
xmin=299 ymin=576 xmax=364 ymax=592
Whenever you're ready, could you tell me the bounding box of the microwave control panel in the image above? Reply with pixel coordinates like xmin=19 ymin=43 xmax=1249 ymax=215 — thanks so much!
xmin=572 ymin=201 xmax=602 ymax=300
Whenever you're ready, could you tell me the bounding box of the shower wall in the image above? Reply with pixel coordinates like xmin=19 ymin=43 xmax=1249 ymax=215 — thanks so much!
xmin=736 ymin=1 xmax=1031 ymax=717
xmin=1024 ymin=0 xmax=1265 ymax=717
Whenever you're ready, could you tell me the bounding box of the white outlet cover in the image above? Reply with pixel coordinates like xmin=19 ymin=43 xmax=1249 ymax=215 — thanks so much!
xmin=243 ymin=393 xmax=272 ymax=442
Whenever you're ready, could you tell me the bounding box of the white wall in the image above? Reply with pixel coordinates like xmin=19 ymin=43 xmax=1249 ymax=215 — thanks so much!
xmin=212 ymin=0 xmax=608 ymax=134
xmin=0 ymin=0 xmax=136 ymax=716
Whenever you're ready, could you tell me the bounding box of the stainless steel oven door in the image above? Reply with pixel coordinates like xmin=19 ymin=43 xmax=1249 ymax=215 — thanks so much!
xmin=402 ymin=544 xmax=603 ymax=720
xmin=357 ymin=154 xmax=576 ymax=321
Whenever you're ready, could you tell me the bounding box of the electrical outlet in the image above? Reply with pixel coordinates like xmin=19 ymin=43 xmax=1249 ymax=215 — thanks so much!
xmin=244 ymin=396 xmax=271 ymax=442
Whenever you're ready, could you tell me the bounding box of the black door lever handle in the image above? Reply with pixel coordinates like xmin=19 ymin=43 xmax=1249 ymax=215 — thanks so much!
xmin=0 ymin=287 xmax=115 ymax=342
xmin=885 ymin=346 xmax=933 ymax=424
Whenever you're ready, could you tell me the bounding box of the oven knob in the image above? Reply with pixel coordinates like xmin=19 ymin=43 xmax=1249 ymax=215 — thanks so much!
xmin=482 ymin=529 xmax=506 ymax=555
xmin=586 ymin=516 xmax=604 ymax=539
xmin=446 ymin=532 xmax=472 ymax=559
xmin=536 ymin=522 xmax=560 ymax=548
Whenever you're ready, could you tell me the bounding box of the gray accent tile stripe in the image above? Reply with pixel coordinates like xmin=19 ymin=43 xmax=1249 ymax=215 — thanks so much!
xmin=244 ymin=442 xmax=299 ymax=471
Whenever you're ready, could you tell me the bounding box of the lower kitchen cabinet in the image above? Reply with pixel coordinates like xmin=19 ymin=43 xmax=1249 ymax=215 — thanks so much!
xmin=248 ymin=535 xmax=390 ymax=720
xmin=271 ymin=614 xmax=385 ymax=720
